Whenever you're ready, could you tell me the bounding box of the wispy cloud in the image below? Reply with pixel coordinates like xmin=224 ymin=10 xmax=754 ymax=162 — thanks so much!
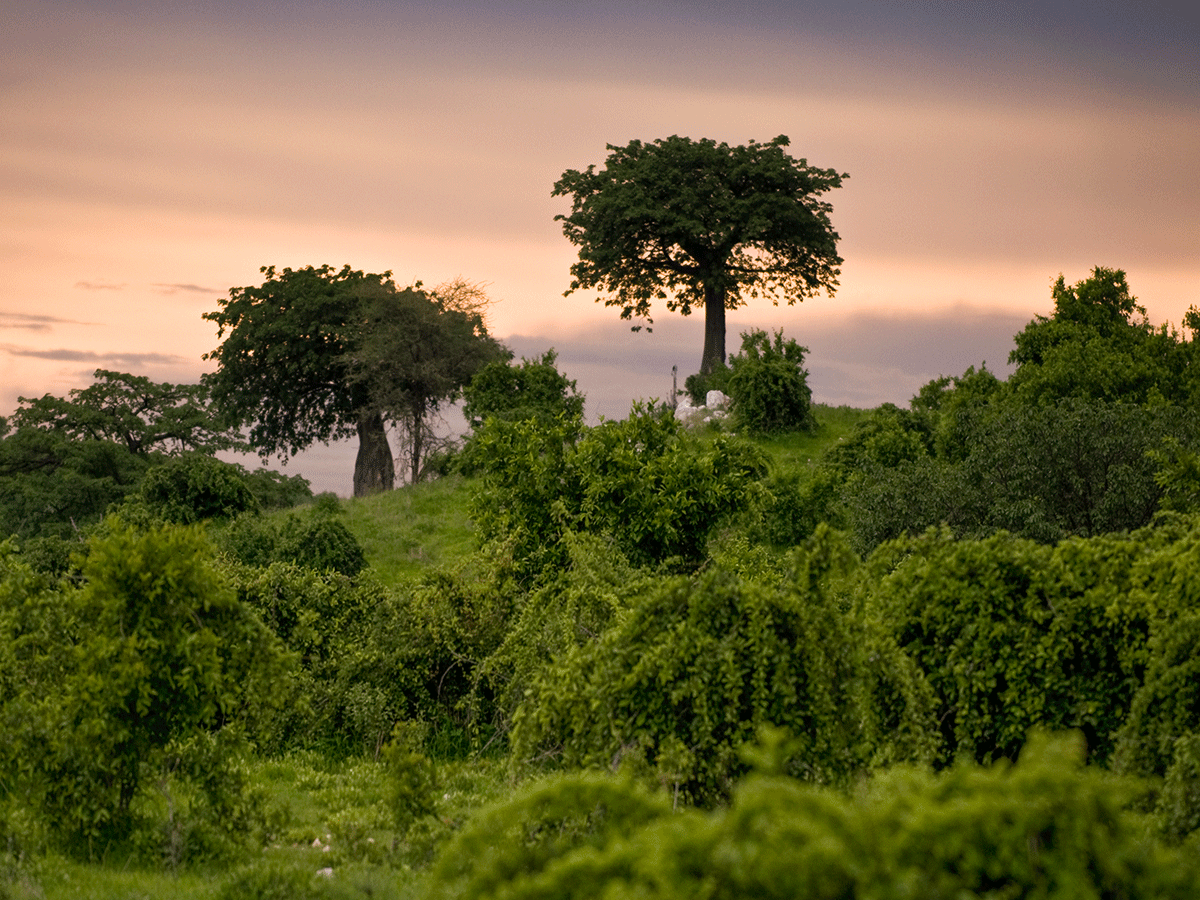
xmin=74 ymin=280 xmax=126 ymax=291
xmin=0 ymin=311 xmax=84 ymax=331
xmin=152 ymin=283 xmax=219 ymax=295
xmin=0 ymin=344 xmax=186 ymax=366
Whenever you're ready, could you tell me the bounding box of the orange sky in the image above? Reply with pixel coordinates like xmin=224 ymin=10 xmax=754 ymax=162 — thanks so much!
xmin=3 ymin=1 xmax=1197 ymax=493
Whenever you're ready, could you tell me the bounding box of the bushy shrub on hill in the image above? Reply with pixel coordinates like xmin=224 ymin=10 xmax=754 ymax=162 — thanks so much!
xmin=510 ymin=527 xmax=937 ymax=804
xmin=216 ymin=497 xmax=367 ymax=577
xmin=470 ymin=403 xmax=768 ymax=579
xmin=1 ymin=522 xmax=288 ymax=859
xmin=859 ymin=523 xmax=1191 ymax=766
xmin=430 ymin=731 xmax=1200 ymax=900
xmin=726 ymin=328 xmax=816 ymax=435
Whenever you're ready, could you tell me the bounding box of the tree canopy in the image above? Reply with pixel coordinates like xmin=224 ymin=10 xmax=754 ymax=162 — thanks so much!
xmin=12 ymin=369 xmax=238 ymax=457
xmin=203 ymin=265 xmax=504 ymax=495
xmin=553 ymin=135 xmax=846 ymax=374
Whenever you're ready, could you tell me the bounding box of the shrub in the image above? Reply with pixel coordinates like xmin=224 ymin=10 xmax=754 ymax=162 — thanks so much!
xmin=470 ymin=404 xmax=768 ymax=579
xmin=133 ymin=453 xmax=260 ymax=524
xmin=510 ymin=528 xmax=936 ymax=804
xmin=726 ymin=328 xmax=816 ymax=435
xmin=462 ymin=349 xmax=584 ymax=429
xmin=861 ymin=526 xmax=1166 ymax=765
xmin=430 ymin=731 xmax=1198 ymax=900
xmin=7 ymin=522 xmax=288 ymax=855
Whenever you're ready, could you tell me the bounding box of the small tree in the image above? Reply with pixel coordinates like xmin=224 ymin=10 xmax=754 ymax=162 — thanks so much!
xmin=462 ymin=349 xmax=584 ymax=429
xmin=554 ymin=135 xmax=846 ymax=374
xmin=726 ymin=329 xmax=816 ymax=435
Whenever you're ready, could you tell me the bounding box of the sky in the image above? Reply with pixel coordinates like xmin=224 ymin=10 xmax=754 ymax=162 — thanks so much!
xmin=2 ymin=0 xmax=1198 ymax=494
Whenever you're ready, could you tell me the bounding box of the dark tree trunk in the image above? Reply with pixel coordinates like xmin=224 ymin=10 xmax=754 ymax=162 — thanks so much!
xmin=409 ymin=409 xmax=424 ymax=484
xmin=353 ymin=412 xmax=394 ymax=496
xmin=700 ymin=282 xmax=727 ymax=375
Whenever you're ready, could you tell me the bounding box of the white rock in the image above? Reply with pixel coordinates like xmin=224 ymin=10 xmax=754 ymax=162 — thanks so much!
xmin=317 ymin=867 xmax=334 ymax=878
xmin=705 ymin=390 xmax=730 ymax=410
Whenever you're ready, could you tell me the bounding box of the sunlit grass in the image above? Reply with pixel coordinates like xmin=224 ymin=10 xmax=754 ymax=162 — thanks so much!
xmin=339 ymin=474 xmax=480 ymax=587
xmin=743 ymin=403 xmax=872 ymax=471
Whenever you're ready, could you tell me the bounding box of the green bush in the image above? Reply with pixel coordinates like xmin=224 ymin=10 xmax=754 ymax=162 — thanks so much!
xmin=430 ymin=731 xmax=1198 ymax=900
xmin=470 ymin=404 xmax=768 ymax=579
xmin=4 ymin=522 xmax=288 ymax=856
xmin=132 ymin=453 xmax=259 ymax=524
xmin=726 ymin=328 xmax=816 ymax=435
xmin=215 ymin=503 xmax=367 ymax=577
xmin=682 ymin=363 xmax=732 ymax=407
xmin=511 ymin=528 xmax=936 ymax=804
xmin=462 ymin=349 xmax=584 ymax=429
xmin=861 ymin=526 xmax=1167 ymax=765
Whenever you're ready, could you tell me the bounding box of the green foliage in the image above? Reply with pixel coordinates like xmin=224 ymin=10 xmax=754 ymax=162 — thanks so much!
xmin=462 ymin=349 xmax=584 ymax=430
xmin=335 ymin=557 xmax=516 ymax=752
xmin=2 ymin=522 xmax=289 ymax=856
xmin=431 ymin=732 xmax=1197 ymax=900
xmin=216 ymin=503 xmax=367 ymax=577
xmin=554 ymin=134 xmax=846 ymax=372
xmin=861 ymin=526 xmax=1170 ymax=765
xmin=844 ymin=399 xmax=1192 ymax=553
xmin=429 ymin=771 xmax=669 ymax=900
xmin=479 ymin=532 xmax=655 ymax=729
xmin=380 ymin=722 xmax=437 ymax=840
xmin=511 ymin=528 xmax=936 ymax=804
xmin=0 ymin=425 xmax=150 ymax=540
xmin=11 ymin=369 xmax=241 ymax=457
xmin=470 ymin=403 xmax=768 ymax=578
xmin=342 ymin=280 xmax=507 ymax=483
xmin=130 ymin=454 xmax=260 ymax=524
xmin=203 ymin=265 xmax=504 ymax=494
xmin=221 ymin=560 xmax=382 ymax=751
xmin=1009 ymin=266 xmax=1200 ymax=406
xmin=726 ymin=328 xmax=816 ymax=435
xmin=681 ymin=363 xmax=732 ymax=406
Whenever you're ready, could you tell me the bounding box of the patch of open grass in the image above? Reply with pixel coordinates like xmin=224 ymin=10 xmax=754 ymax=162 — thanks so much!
xmin=751 ymin=403 xmax=873 ymax=471
xmin=339 ymin=475 xmax=480 ymax=587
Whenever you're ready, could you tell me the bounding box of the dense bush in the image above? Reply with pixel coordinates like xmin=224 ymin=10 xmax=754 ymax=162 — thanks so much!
xmin=461 ymin=349 xmax=584 ymax=429
xmin=726 ymin=328 xmax=816 ymax=434
xmin=470 ymin=403 xmax=768 ymax=578
xmin=510 ymin=528 xmax=936 ymax=804
xmin=216 ymin=499 xmax=367 ymax=577
xmin=133 ymin=453 xmax=260 ymax=524
xmin=430 ymin=731 xmax=1198 ymax=900
xmin=860 ymin=525 xmax=1179 ymax=765
xmin=843 ymin=399 xmax=1193 ymax=553
xmin=1 ymin=522 xmax=288 ymax=857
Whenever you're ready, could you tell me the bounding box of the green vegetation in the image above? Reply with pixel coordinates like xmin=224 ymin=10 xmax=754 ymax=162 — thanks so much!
xmin=7 ymin=264 xmax=1200 ymax=898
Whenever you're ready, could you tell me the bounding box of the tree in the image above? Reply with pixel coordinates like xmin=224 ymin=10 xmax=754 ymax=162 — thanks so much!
xmin=341 ymin=280 xmax=506 ymax=484
xmin=202 ymin=265 xmax=502 ymax=495
xmin=1008 ymin=267 xmax=1200 ymax=406
xmin=553 ymin=135 xmax=847 ymax=374
xmin=12 ymin=369 xmax=239 ymax=457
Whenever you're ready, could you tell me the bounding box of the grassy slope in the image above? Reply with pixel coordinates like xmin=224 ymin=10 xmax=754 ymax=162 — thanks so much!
xmin=339 ymin=403 xmax=872 ymax=587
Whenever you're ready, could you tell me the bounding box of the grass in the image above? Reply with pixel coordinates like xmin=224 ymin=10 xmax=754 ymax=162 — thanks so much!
xmin=338 ymin=474 xmax=479 ymax=587
xmin=740 ymin=403 xmax=873 ymax=472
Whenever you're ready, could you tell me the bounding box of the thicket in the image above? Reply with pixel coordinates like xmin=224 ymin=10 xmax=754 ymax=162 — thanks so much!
xmin=8 ymin=266 xmax=1200 ymax=897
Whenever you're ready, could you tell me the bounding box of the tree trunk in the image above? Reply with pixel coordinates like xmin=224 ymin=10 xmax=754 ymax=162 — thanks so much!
xmin=353 ymin=412 xmax=394 ymax=496
xmin=700 ymin=282 xmax=727 ymax=375
xmin=409 ymin=409 xmax=424 ymax=484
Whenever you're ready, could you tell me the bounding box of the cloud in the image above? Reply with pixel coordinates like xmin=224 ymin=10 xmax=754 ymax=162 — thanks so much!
xmin=0 ymin=310 xmax=101 ymax=332
xmin=152 ymin=282 xmax=220 ymax=295
xmin=0 ymin=344 xmax=186 ymax=366
xmin=74 ymin=280 xmax=126 ymax=291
